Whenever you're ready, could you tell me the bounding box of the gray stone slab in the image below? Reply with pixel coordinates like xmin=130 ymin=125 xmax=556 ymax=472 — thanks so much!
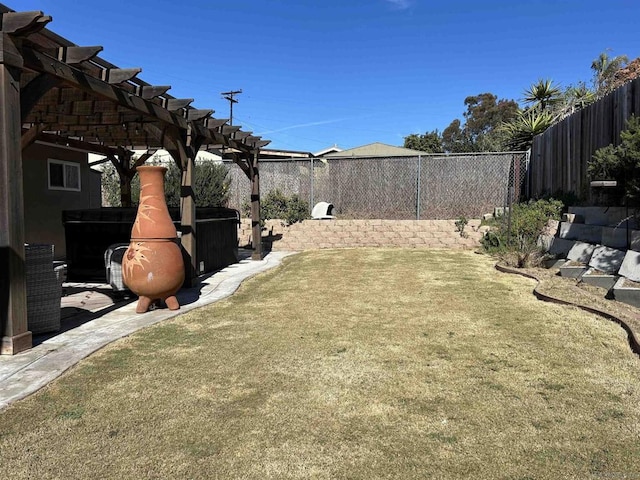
xmin=547 ymin=237 xmax=575 ymax=257
xmin=562 ymin=213 xmax=584 ymax=223
xmin=566 ymin=241 xmax=597 ymax=263
xmin=630 ymin=231 xmax=640 ymax=252
xmin=559 ymin=262 xmax=587 ymax=278
xmin=601 ymin=226 xmax=630 ymax=249
xmin=568 ymin=206 xmax=637 ymax=227
xmin=587 ymin=246 xmax=625 ymax=274
xmin=613 ymin=277 xmax=640 ymax=308
xmin=618 ymin=250 xmax=640 ymax=283
xmin=581 ymin=268 xmax=618 ymax=290
xmin=558 ymin=222 xmax=603 ymax=243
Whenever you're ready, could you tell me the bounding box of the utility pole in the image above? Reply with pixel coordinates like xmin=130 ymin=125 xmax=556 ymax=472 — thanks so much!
xmin=221 ymin=89 xmax=242 ymax=125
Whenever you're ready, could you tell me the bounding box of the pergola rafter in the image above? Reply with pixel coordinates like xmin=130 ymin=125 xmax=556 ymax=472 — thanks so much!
xmin=0 ymin=5 xmax=269 ymax=355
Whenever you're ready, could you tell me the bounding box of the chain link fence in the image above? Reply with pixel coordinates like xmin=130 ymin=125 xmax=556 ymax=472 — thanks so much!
xmin=225 ymin=152 xmax=529 ymax=220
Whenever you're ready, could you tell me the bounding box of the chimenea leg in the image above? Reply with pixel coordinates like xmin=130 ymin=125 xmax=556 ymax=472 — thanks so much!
xmin=165 ymin=295 xmax=180 ymax=311
xmin=136 ymin=296 xmax=153 ymax=313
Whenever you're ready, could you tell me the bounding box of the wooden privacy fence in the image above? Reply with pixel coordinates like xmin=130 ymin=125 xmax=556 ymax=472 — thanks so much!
xmin=530 ymin=77 xmax=640 ymax=199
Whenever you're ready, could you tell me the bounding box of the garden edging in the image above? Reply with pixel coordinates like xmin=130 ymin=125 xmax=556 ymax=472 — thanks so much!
xmin=495 ymin=263 xmax=640 ymax=357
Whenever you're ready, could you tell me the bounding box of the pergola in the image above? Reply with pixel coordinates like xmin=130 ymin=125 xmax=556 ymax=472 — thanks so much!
xmin=0 ymin=6 xmax=267 ymax=355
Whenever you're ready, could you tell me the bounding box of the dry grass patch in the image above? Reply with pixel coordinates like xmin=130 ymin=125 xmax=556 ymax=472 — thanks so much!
xmin=2 ymin=248 xmax=640 ymax=479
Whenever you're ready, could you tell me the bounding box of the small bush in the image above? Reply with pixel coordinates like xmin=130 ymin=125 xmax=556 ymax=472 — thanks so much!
xmin=455 ymin=216 xmax=469 ymax=238
xmin=481 ymin=198 xmax=564 ymax=268
xmin=588 ymin=114 xmax=640 ymax=205
xmin=242 ymin=189 xmax=310 ymax=226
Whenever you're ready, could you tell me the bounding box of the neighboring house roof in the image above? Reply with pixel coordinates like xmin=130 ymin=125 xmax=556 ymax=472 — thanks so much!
xmin=256 ymin=148 xmax=313 ymax=160
xmin=323 ymin=142 xmax=428 ymax=158
xmin=314 ymin=145 xmax=343 ymax=157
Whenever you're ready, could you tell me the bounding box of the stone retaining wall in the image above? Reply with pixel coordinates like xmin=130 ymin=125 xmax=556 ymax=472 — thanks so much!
xmin=239 ymin=219 xmax=487 ymax=251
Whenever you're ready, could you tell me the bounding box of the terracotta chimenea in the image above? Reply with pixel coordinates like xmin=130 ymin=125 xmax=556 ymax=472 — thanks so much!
xmin=122 ymin=165 xmax=185 ymax=313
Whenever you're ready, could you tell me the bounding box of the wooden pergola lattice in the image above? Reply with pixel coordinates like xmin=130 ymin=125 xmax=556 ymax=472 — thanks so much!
xmin=0 ymin=6 xmax=268 ymax=355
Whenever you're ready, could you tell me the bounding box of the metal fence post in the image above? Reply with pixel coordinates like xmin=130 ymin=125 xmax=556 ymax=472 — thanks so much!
xmin=416 ymin=155 xmax=422 ymax=220
xmin=309 ymin=157 xmax=314 ymax=214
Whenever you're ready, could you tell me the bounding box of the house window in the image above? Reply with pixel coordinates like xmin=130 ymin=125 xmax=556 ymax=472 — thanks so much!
xmin=48 ymin=159 xmax=81 ymax=191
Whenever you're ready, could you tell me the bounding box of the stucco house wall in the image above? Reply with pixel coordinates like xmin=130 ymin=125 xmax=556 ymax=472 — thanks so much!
xmin=22 ymin=143 xmax=101 ymax=260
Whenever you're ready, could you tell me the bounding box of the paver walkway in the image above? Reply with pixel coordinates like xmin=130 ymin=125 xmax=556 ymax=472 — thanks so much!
xmin=0 ymin=251 xmax=292 ymax=410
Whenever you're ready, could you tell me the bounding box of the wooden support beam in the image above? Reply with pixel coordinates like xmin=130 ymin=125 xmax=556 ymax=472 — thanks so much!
xmin=0 ymin=11 xmax=51 ymax=35
xmin=233 ymin=131 xmax=252 ymax=140
xmin=166 ymin=98 xmax=193 ymax=111
xmin=0 ymin=33 xmax=32 ymax=354
xmin=250 ymin=150 xmax=262 ymax=260
xmin=230 ymin=152 xmax=251 ymax=178
xmin=49 ymin=46 xmax=103 ymax=64
xmin=136 ymin=85 xmax=170 ymax=99
xmin=20 ymin=123 xmax=42 ymax=150
xmin=102 ymin=68 xmax=142 ymax=84
xmin=20 ymin=72 xmax=63 ymax=120
xmin=20 ymin=46 xmax=188 ymax=129
xmin=132 ymin=149 xmax=157 ymax=170
xmin=221 ymin=125 xmax=240 ymax=135
xmin=186 ymin=108 xmax=212 ymax=121
xmin=36 ymin=132 xmax=119 ymax=156
xmin=165 ymin=129 xmax=197 ymax=286
xmin=205 ymin=118 xmax=228 ymax=130
xmin=253 ymin=140 xmax=271 ymax=149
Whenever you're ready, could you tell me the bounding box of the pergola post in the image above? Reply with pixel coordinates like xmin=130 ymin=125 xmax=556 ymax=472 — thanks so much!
xmin=250 ymin=150 xmax=262 ymax=260
xmin=168 ymin=125 xmax=202 ymax=287
xmin=0 ymin=33 xmax=32 ymax=354
xmin=180 ymin=151 xmax=196 ymax=285
xmin=108 ymin=150 xmax=134 ymax=207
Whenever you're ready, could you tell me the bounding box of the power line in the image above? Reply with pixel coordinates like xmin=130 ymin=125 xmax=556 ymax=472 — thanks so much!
xmin=221 ymin=89 xmax=242 ymax=125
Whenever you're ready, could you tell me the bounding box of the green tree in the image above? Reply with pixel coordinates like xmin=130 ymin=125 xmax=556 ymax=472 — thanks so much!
xmin=500 ymin=79 xmax=566 ymax=150
xmin=499 ymin=109 xmax=555 ymax=151
xmin=592 ymin=50 xmax=629 ymax=96
xmin=164 ymin=161 xmax=230 ymax=208
xmin=101 ymin=160 xmax=230 ymax=207
xmin=441 ymin=119 xmax=472 ymax=153
xmin=403 ymin=130 xmax=443 ymax=153
xmin=442 ymin=93 xmax=519 ymax=152
xmin=522 ymin=79 xmax=563 ymax=112
xmin=562 ymin=81 xmax=596 ymax=113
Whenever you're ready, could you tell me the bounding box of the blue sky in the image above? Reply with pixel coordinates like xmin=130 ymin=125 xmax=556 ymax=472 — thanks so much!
xmin=15 ymin=0 xmax=640 ymax=153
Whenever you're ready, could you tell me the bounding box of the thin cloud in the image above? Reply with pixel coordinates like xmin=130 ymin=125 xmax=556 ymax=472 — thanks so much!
xmin=385 ymin=0 xmax=413 ymax=10
xmin=258 ymin=118 xmax=349 ymax=135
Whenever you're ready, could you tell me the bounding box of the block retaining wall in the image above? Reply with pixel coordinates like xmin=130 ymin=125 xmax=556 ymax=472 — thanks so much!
xmin=238 ymin=219 xmax=487 ymax=251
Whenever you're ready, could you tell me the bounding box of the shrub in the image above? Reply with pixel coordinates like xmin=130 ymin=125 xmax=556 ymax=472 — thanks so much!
xmin=242 ymin=189 xmax=310 ymax=226
xmin=481 ymin=198 xmax=564 ymax=268
xmin=588 ymin=114 xmax=640 ymax=205
xmin=101 ymin=160 xmax=230 ymax=207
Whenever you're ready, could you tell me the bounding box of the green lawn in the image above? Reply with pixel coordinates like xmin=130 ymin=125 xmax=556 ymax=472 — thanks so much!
xmin=2 ymin=248 xmax=640 ymax=479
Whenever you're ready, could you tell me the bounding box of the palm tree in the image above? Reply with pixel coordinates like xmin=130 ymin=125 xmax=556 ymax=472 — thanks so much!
xmin=523 ymin=79 xmax=562 ymax=112
xmin=591 ymin=51 xmax=629 ymax=95
xmin=499 ymin=109 xmax=555 ymax=151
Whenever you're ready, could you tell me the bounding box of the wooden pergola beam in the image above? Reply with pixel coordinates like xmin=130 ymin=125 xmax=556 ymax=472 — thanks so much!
xmin=102 ymin=67 xmax=141 ymax=84
xmin=49 ymin=46 xmax=103 ymax=65
xmin=136 ymin=85 xmax=170 ymax=99
xmin=186 ymin=108 xmax=212 ymax=121
xmin=1 ymin=11 xmax=51 ymax=35
xmin=166 ymin=98 xmax=193 ymax=111
xmin=36 ymin=132 xmax=120 ymax=156
xmin=20 ymin=46 xmax=188 ymax=129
